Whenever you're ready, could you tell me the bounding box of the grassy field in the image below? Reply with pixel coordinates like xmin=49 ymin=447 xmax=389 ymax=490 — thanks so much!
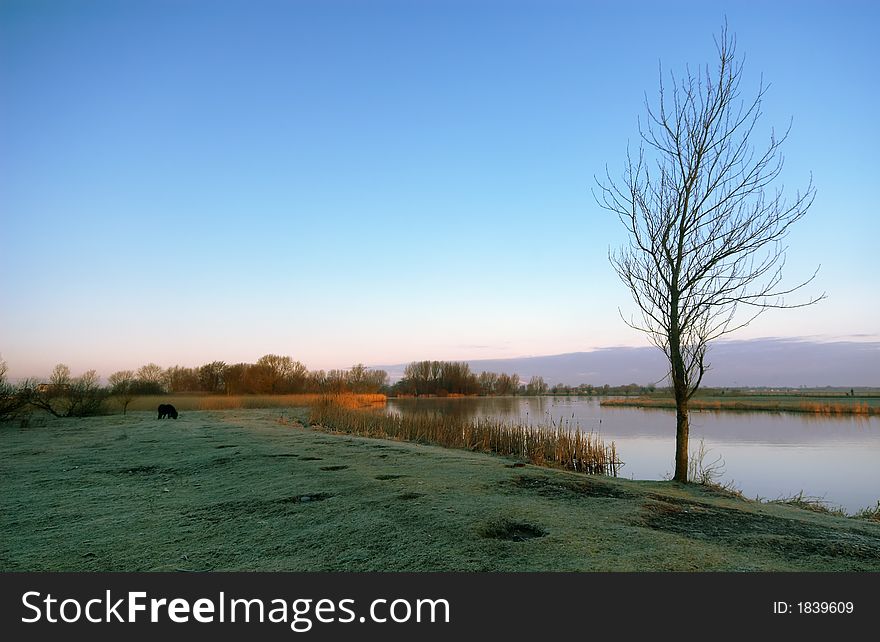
xmin=2 ymin=408 xmax=879 ymax=571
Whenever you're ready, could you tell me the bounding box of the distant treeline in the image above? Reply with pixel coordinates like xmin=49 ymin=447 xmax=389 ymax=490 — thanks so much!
xmin=393 ymin=360 xmax=520 ymax=396
xmin=1 ymin=355 xmax=659 ymax=421
xmin=105 ymin=356 xmax=390 ymax=396
xmin=0 ymin=355 xmax=389 ymax=419
xmin=389 ymin=360 xmax=656 ymax=397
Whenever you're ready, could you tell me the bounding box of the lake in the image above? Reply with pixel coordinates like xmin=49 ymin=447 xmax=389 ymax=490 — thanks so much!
xmin=386 ymin=396 xmax=880 ymax=513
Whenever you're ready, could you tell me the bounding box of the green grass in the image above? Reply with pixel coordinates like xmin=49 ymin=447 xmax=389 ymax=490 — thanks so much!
xmin=2 ymin=409 xmax=880 ymax=571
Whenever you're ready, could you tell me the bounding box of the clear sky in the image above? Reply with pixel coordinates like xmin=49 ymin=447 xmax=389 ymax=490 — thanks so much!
xmin=2 ymin=0 xmax=878 ymax=379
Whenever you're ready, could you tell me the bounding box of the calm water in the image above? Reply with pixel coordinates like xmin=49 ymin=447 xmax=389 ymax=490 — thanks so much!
xmin=386 ymin=396 xmax=880 ymax=513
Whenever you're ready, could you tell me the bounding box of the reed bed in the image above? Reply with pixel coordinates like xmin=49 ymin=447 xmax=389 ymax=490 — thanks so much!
xmin=601 ymin=397 xmax=880 ymax=416
xmin=309 ymin=400 xmax=621 ymax=477
xmin=127 ymin=393 xmax=386 ymax=412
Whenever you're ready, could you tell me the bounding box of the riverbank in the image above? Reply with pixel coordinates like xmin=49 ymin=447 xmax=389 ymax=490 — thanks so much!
xmin=601 ymin=394 xmax=880 ymax=415
xmin=2 ymin=409 xmax=879 ymax=571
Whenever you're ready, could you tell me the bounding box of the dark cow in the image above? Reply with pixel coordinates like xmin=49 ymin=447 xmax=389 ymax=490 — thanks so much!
xmin=157 ymin=403 xmax=179 ymax=420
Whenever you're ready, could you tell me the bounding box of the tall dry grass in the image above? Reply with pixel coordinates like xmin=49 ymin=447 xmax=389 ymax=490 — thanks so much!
xmin=127 ymin=393 xmax=386 ymax=412
xmin=309 ymin=400 xmax=621 ymax=476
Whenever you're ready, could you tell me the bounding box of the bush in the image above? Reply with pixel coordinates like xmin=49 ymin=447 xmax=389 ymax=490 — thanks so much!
xmin=1 ymin=380 xmax=30 ymax=422
xmin=0 ymin=359 xmax=30 ymax=422
xmin=26 ymin=371 xmax=108 ymax=417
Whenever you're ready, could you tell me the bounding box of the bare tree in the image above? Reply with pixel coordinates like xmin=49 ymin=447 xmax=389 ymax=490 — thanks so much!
xmin=346 ymin=363 xmax=387 ymax=393
xmin=50 ymin=363 xmax=71 ymax=389
xmin=527 ymin=376 xmax=548 ymax=395
xmin=197 ymin=361 xmax=227 ymax=393
xmin=596 ymin=24 xmax=823 ymax=482
xmin=129 ymin=362 xmax=165 ymax=394
xmin=163 ymin=365 xmax=199 ymax=393
xmin=108 ymin=370 xmax=136 ymax=415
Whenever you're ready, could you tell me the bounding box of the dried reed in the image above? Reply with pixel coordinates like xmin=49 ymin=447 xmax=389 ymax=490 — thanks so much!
xmin=309 ymin=399 xmax=621 ymax=477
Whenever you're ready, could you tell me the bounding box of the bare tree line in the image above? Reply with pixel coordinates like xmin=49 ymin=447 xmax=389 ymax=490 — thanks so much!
xmin=0 ymin=355 xmax=390 ymax=419
xmin=1 ymin=354 xmax=660 ymax=421
xmin=107 ymin=356 xmax=390 ymax=397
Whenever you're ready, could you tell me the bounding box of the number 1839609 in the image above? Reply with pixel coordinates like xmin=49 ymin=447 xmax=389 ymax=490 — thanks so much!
xmin=798 ymin=602 xmax=853 ymax=614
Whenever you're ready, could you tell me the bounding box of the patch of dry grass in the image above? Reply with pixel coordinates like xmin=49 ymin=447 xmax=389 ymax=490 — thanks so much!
xmin=854 ymin=502 xmax=880 ymax=523
xmin=768 ymin=491 xmax=849 ymax=517
xmin=127 ymin=393 xmax=385 ymax=412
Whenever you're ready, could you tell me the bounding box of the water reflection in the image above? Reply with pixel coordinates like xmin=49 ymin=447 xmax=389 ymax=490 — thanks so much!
xmin=386 ymin=396 xmax=880 ymax=513
xmin=387 ymin=396 xmax=525 ymax=421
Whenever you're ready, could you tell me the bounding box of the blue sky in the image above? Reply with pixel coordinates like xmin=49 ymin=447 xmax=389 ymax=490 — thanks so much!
xmin=2 ymin=0 xmax=878 ymax=378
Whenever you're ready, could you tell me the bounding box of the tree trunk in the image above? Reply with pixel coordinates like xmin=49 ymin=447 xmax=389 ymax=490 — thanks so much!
xmin=673 ymin=393 xmax=689 ymax=482
xmin=669 ymin=295 xmax=690 ymax=482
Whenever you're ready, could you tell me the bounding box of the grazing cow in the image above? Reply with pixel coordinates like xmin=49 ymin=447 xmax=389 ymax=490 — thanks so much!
xmin=157 ymin=403 xmax=179 ymax=420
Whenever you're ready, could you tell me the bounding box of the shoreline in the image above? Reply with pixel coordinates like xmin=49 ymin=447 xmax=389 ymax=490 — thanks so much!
xmin=600 ymin=396 xmax=880 ymax=416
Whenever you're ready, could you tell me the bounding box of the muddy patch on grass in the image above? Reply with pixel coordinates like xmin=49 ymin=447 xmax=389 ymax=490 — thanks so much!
xmin=479 ymin=518 xmax=547 ymax=542
xmin=635 ymin=499 xmax=880 ymax=562
xmin=397 ymin=492 xmax=425 ymax=501
xmin=262 ymin=453 xmax=299 ymax=458
xmin=319 ymin=465 xmax=349 ymax=471
xmin=375 ymin=474 xmax=406 ymax=481
xmin=215 ymin=444 xmax=239 ymax=449
xmin=507 ymin=474 xmax=635 ymax=500
xmin=110 ymin=465 xmax=166 ymax=476
xmin=300 ymin=456 xmax=323 ymax=461
xmin=282 ymin=493 xmax=334 ymax=504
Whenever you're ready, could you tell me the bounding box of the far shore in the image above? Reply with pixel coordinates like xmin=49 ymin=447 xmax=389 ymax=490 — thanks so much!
xmin=600 ymin=394 xmax=880 ymax=416
xmin=112 ymin=390 xmax=880 ymax=418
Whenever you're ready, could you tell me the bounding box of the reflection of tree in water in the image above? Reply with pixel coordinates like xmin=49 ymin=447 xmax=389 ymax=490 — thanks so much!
xmin=520 ymin=396 xmax=602 ymax=427
xmin=387 ymin=396 xmax=594 ymax=426
xmin=388 ymin=397 xmax=522 ymax=423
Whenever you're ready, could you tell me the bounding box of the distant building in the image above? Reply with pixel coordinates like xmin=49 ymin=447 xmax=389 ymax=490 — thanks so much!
xmin=35 ymin=383 xmax=70 ymax=394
